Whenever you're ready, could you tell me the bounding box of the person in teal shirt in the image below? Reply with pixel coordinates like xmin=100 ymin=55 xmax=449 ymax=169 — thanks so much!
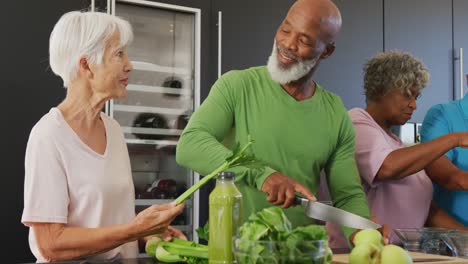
xmin=421 ymin=96 xmax=468 ymax=227
xmin=176 ymin=0 xmax=371 ymax=243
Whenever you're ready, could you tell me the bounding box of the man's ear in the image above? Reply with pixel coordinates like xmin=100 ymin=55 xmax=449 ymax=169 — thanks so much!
xmin=320 ymin=42 xmax=336 ymax=59
xmin=78 ymin=56 xmax=93 ymax=79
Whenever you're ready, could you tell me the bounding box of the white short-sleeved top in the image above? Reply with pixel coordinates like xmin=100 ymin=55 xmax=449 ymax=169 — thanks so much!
xmin=21 ymin=108 xmax=138 ymax=262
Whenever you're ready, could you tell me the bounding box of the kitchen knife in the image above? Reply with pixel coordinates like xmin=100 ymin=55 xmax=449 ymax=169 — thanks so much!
xmin=294 ymin=197 xmax=381 ymax=229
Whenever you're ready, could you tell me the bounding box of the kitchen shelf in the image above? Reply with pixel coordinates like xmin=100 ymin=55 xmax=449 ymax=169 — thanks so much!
xmin=112 ymin=0 xmax=201 ymax=243
xmin=132 ymin=60 xmax=192 ymax=76
xmin=127 ymin=84 xmax=192 ymax=95
xmin=113 ymin=104 xmax=191 ymax=115
xmin=122 ymin=126 xmax=183 ymax=136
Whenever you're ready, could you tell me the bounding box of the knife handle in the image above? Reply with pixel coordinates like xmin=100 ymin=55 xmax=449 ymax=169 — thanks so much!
xmin=294 ymin=196 xmax=307 ymax=206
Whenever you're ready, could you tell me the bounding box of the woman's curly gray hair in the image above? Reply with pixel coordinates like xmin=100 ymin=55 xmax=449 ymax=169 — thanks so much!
xmin=364 ymin=50 xmax=430 ymax=103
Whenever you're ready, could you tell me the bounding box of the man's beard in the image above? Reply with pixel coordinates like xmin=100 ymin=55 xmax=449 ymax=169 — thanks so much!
xmin=267 ymin=41 xmax=318 ymax=84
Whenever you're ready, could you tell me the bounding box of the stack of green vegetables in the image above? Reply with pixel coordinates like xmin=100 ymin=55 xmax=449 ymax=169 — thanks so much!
xmin=145 ymin=207 xmax=333 ymax=264
xmin=145 ymin=237 xmax=208 ymax=264
xmin=234 ymin=206 xmax=333 ymax=264
xmin=145 ymin=137 xmax=260 ymax=264
xmin=145 ymin=136 xmax=332 ymax=263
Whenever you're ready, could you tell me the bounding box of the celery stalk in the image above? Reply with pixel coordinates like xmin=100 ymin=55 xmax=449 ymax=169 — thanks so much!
xmin=172 ymin=238 xmax=208 ymax=249
xmin=160 ymin=241 xmax=208 ymax=259
xmin=155 ymin=244 xmax=184 ymax=263
xmin=175 ymin=136 xmax=261 ymax=205
xmin=145 ymin=237 xmax=162 ymax=257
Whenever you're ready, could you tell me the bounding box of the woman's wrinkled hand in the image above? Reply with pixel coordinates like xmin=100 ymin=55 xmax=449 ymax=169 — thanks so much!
xmin=143 ymin=226 xmax=187 ymax=243
xmin=133 ymin=201 xmax=185 ymax=238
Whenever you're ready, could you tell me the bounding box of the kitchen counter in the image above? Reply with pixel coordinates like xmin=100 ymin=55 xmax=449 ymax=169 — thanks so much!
xmin=22 ymin=249 xmax=351 ymax=264
xmin=21 ymin=257 xmax=162 ymax=264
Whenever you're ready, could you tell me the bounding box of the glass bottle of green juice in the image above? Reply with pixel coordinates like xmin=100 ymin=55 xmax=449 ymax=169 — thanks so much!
xmin=208 ymin=171 xmax=243 ymax=264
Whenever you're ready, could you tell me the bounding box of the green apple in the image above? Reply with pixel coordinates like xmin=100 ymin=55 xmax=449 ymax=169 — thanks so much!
xmin=354 ymin=229 xmax=383 ymax=248
xmin=324 ymin=246 xmax=333 ymax=264
xmin=380 ymin=244 xmax=412 ymax=264
xmin=349 ymin=242 xmax=381 ymax=264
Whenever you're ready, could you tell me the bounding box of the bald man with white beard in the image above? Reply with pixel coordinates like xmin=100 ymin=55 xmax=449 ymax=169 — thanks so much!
xmin=176 ymin=0 xmax=372 ymax=247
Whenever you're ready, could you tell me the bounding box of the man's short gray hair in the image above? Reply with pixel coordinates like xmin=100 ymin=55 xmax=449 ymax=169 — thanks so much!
xmin=49 ymin=11 xmax=133 ymax=87
xmin=364 ymin=50 xmax=430 ymax=103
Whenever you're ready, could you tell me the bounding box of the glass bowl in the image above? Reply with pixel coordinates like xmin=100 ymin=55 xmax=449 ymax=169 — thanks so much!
xmin=394 ymin=228 xmax=424 ymax=252
xmin=418 ymin=227 xmax=457 ymax=255
xmin=232 ymin=238 xmax=331 ymax=264
xmin=394 ymin=227 xmax=456 ymax=255
xmin=441 ymin=231 xmax=468 ymax=258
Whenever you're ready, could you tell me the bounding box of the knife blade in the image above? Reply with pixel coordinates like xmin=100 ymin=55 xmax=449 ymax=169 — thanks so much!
xmin=294 ymin=197 xmax=381 ymax=229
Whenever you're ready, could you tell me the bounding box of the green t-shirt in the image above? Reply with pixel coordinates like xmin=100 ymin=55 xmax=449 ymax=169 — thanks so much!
xmin=176 ymin=66 xmax=370 ymax=242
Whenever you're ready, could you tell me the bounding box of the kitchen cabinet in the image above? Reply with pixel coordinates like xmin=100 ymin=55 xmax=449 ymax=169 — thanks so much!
xmin=116 ymin=0 xmax=214 ymax=100
xmin=453 ymin=0 xmax=468 ymax=100
xmin=213 ymin=0 xmax=295 ymax=75
xmin=315 ymin=0 xmax=383 ymax=109
xmin=384 ymin=0 xmax=453 ymax=122
xmin=110 ymin=0 xmax=201 ymax=246
xmin=145 ymin=0 xmax=215 ymax=239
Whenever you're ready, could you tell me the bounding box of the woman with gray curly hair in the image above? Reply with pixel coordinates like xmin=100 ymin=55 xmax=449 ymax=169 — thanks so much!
xmin=327 ymin=50 xmax=468 ymax=248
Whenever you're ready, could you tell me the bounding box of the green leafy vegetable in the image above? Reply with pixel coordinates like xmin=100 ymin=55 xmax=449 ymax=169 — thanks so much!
xmin=196 ymin=222 xmax=209 ymax=242
xmin=175 ymin=135 xmax=262 ymax=205
xmin=235 ymin=206 xmax=332 ymax=264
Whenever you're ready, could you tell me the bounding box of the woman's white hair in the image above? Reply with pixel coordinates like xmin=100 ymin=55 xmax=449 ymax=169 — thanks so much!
xmin=49 ymin=11 xmax=133 ymax=87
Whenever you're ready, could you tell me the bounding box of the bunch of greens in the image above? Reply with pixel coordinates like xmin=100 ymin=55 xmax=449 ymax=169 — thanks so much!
xmin=145 ymin=237 xmax=208 ymax=264
xmin=196 ymin=223 xmax=209 ymax=242
xmin=234 ymin=207 xmax=333 ymax=264
xmin=175 ymin=135 xmax=263 ymax=205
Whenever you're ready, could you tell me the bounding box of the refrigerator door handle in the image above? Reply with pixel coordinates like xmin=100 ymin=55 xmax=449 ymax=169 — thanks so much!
xmin=90 ymin=0 xmax=112 ymax=14
xmin=460 ymin=48 xmax=464 ymax=99
xmin=217 ymin=11 xmax=222 ymax=79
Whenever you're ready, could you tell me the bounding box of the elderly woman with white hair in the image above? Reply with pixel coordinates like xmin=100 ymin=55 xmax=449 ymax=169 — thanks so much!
xmin=21 ymin=11 xmax=185 ymax=262
xmin=326 ymin=50 xmax=468 ymax=249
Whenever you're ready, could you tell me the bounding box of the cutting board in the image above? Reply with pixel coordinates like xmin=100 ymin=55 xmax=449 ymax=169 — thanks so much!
xmin=332 ymin=251 xmax=467 ymax=263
